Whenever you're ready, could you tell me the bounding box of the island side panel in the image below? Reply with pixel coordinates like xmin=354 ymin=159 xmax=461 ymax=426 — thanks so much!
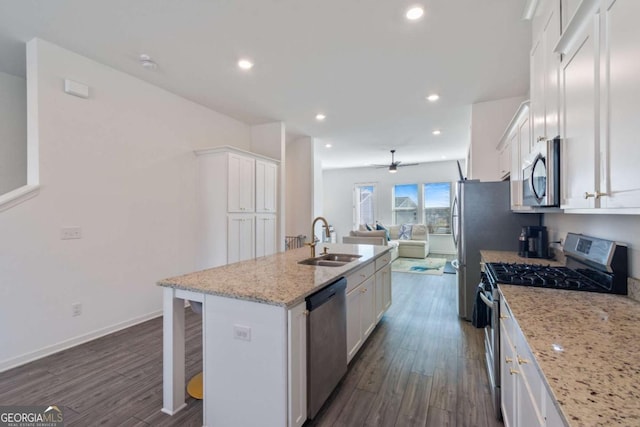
xmin=203 ymin=294 xmax=288 ymax=427
xmin=161 ymin=287 xmax=187 ymax=415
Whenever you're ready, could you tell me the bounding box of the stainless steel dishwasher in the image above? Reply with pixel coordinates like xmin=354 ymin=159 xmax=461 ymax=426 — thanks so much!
xmin=306 ymin=277 xmax=347 ymax=419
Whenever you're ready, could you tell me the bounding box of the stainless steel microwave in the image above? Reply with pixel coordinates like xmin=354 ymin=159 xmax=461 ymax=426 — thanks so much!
xmin=522 ymin=137 xmax=560 ymax=207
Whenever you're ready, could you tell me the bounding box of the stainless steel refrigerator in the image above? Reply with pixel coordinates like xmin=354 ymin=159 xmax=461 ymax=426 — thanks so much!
xmin=451 ymin=180 xmax=540 ymax=320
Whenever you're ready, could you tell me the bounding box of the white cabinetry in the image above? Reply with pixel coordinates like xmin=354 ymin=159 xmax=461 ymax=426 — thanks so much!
xmin=228 ymin=214 xmax=255 ymax=264
xmin=228 ymin=153 xmax=255 ymax=213
xmin=346 ymin=274 xmax=375 ymax=363
xmin=288 ymin=301 xmax=307 ymax=427
xmin=599 ymin=0 xmax=640 ymax=208
xmin=345 ymin=252 xmax=393 ymax=363
xmin=500 ymin=297 xmax=567 ymax=427
xmin=196 ymin=147 xmax=279 ymax=269
xmin=551 ymin=0 xmax=640 ymax=212
xmin=498 ymin=101 xmax=531 ymax=209
xmin=256 ymin=160 xmax=278 ymax=213
xmin=256 ymin=214 xmax=278 ymax=258
xmin=375 ymin=264 xmax=392 ymax=322
xmin=559 ymin=9 xmax=599 ymax=209
xmin=531 ymin=0 xmax=561 ymax=147
xmin=498 ymin=143 xmax=511 ymax=180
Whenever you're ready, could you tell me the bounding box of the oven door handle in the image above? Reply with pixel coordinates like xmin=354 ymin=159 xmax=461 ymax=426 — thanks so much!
xmin=479 ymin=291 xmax=495 ymax=309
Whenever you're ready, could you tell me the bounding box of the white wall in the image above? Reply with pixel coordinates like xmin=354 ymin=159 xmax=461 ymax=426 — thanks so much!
xmin=0 ymin=71 xmax=27 ymax=194
xmin=323 ymin=160 xmax=463 ymax=252
xmin=470 ymin=96 xmax=526 ymax=181
xmin=0 ymin=39 xmax=251 ymax=371
xmin=544 ymin=213 xmax=640 ymax=278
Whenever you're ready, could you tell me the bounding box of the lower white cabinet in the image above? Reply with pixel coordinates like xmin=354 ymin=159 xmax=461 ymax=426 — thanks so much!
xmin=256 ymin=214 xmax=277 ymax=258
xmin=228 ymin=214 xmax=255 ymax=264
xmin=346 ymin=254 xmax=393 ymax=363
xmin=287 ymin=301 xmax=307 ymax=427
xmin=375 ymin=264 xmax=392 ymax=321
xmin=500 ymin=297 xmax=567 ymax=427
xmin=346 ymin=275 xmax=375 ymax=362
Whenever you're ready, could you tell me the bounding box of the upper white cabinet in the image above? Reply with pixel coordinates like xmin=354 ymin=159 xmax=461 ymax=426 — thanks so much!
xmin=256 ymin=160 xmax=278 ymax=213
xmin=497 ymin=101 xmax=530 ymax=209
xmin=552 ymin=0 xmax=640 ymax=211
xmin=559 ymin=7 xmax=599 ymax=209
xmin=530 ymin=0 xmax=561 ymax=146
xmin=196 ymin=147 xmax=280 ymax=269
xmin=228 ymin=153 xmax=255 ymax=213
xmin=599 ymin=0 xmax=640 ymax=208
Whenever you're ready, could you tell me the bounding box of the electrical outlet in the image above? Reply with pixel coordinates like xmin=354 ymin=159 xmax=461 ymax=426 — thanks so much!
xmin=72 ymin=303 xmax=82 ymax=317
xmin=61 ymin=227 xmax=82 ymax=240
xmin=233 ymin=325 xmax=251 ymax=342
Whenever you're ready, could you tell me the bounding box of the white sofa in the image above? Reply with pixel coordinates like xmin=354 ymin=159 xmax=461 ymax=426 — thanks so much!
xmin=342 ymin=224 xmax=429 ymax=259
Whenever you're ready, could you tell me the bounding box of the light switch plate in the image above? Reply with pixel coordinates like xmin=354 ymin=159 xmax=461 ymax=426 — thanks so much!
xmin=61 ymin=227 xmax=82 ymax=240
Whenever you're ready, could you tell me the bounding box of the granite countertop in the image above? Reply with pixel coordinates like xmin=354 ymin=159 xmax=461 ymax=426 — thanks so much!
xmin=157 ymin=243 xmax=391 ymax=308
xmin=500 ymin=285 xmax=640 ymax=426
xmin=481 ymin=250 xmax=640 ymax=426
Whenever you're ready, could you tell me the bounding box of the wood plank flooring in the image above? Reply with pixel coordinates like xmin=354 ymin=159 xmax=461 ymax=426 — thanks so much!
xmin=0 ymin=271 xmax=502 ymax=427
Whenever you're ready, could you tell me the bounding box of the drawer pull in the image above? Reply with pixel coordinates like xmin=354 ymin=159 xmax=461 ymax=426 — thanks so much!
xmin=517 ymin=355 xmax=530 ymax=365
xmin=510 ymin=368 xmax=520 ymax=376
xmin=505 ymin=357 xmax=513 ymax=364
xmin=303 ymin=310 xmax=309 ymax=316
xmin=500 ymin=314 xmax=509 ymax=320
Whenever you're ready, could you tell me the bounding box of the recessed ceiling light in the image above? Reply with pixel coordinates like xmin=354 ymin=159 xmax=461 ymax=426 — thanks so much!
xmin=238 ymin=59 xmax=254 ymax=70
xmin=325 ymin=143 xmax=332 ymax=148
xmin=426 ymin=94 xmax=440 ymax=102
xmin=432 ymin=130 xmax=442 ymax=135
xmin=316 ymin=113 xmax=326 ymax=121
xmin=406 ymin=6 xmax=424 ymax=21
xmin=139 ymin=54 xmax=158 ymax=70
xmin=441 ymin=155 xmax=447 ymax=159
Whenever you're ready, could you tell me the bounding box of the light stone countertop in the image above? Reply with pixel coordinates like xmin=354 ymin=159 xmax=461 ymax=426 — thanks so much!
xmin=157 ymin=243 xmax=391 ymax=308
xmin=480 ymin=250 xmax=640 ymax=426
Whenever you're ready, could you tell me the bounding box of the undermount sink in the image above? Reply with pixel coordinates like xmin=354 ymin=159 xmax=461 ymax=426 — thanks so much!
xmin=298 ymin=253 xmax=362 ymax=267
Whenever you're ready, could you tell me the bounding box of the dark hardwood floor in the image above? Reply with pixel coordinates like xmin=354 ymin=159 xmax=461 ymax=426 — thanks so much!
xmin=0 ymin=271 xmax=501 ymax=427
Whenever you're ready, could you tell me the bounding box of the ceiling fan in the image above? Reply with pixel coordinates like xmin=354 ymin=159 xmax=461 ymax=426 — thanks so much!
xmin=373 ymin=150 xmax=419 ymax=173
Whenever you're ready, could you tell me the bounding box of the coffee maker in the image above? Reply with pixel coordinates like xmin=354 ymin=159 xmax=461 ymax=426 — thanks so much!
xmin=518 ymin=226 xmax=549 ymax=258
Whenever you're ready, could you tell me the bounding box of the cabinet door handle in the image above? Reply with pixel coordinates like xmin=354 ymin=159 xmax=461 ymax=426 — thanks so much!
xmin=537 ymin=136 xmax=546 ymax=142
xmin=361 ymin=288 xmax=367 ymax=293
xmin=500 ymin=314 xmax=509 ymax=319
xmin=584 ymin=192 xmax=607 ymax=199
xmin=509 ymin=368 xmax=520 ymax=375
xmin=505 ymin=357 xmax=513 ymax=364
xmin=517 ymin=355 xmax=530 ymax=365
xmin=303 ymin=310 xmax=309 ymax=316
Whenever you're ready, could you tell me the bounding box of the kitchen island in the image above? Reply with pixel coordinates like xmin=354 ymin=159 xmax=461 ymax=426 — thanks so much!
xmin=157 ymin=243 xmax=392 ymax=427
xmin=481 ymin=250 xmax=640 ymax=426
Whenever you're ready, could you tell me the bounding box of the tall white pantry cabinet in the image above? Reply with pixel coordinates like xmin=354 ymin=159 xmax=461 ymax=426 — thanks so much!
xmin=196 ymin=147 xmax=279 ymax=269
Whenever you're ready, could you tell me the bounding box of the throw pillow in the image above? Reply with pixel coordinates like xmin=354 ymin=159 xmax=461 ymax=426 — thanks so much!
xmin=399 ymin=224 xmax=413 ymax=240
xmin=365 ymin=223 xmax=372 ymax=231
xmin=375 ymin=223 xmax=391 ymax=241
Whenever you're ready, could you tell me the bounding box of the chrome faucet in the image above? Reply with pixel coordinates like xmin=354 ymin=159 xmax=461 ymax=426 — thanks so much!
xmin=307 ymin=216 xmax=331 ymax=258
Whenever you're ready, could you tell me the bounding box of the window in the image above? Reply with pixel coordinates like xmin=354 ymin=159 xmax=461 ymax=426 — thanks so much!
xmin=393 ymin=184 xmax=419 ymax=224
xmin=423 ymin=182 xmax=452 ymax=234
xmin=354 ymin=184 xmax=376 ymax=227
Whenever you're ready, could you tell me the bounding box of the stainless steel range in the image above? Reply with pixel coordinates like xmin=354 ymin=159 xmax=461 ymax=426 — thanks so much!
xmin=480 ymin=232 xmax=628 ymax=420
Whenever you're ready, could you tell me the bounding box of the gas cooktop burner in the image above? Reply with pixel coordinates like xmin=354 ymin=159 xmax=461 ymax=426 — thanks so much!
xmin=486 ymin=262 xmax=607 ymax=292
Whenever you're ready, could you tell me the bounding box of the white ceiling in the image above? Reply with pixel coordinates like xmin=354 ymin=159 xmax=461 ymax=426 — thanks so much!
xmin=0 ymin=0 xmax=531 ymax=169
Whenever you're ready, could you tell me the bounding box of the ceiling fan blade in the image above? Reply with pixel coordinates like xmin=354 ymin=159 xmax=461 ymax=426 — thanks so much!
xmin=397 ymin=162 xmax=419 ymax=167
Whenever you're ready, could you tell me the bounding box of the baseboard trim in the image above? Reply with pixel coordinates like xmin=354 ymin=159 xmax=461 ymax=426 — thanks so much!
xmin=0 ymin=309 xmax=163 ymax=373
